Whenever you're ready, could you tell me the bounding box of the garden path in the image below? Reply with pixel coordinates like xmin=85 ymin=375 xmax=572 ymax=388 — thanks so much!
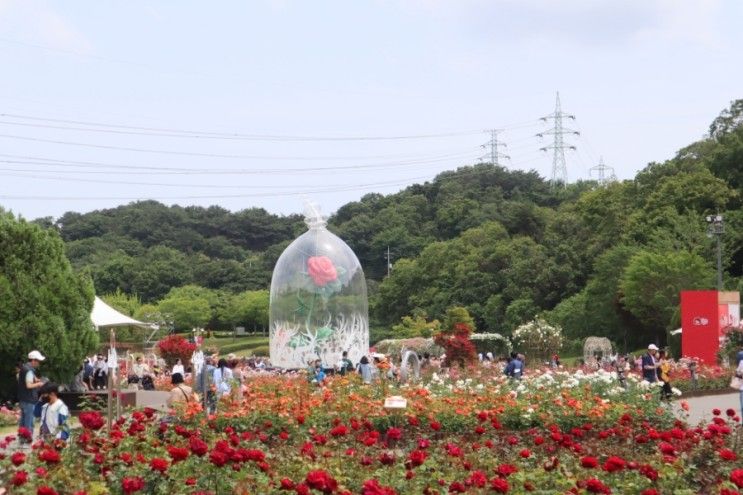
xmin=674 ymin=391 xmax=741 ymax=424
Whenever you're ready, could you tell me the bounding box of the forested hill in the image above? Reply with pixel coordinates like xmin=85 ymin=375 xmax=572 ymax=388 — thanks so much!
xmin=36 ymin=99 xmax=743 ymax=350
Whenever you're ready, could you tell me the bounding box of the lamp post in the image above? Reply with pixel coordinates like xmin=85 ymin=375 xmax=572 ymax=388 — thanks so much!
xmin=706 ymin=214 xmax=724 ymax=290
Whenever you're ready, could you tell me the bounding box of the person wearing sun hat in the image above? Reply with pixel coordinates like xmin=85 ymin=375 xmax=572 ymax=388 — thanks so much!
xmin=641 ymin=344 xmax=659 ymax=383
xmin=17 ymin=350 xmax=46 ymax=443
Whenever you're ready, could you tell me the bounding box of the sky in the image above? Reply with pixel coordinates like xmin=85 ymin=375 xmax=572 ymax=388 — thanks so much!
xmin=0 ymin=0 xmax=741 ymax=220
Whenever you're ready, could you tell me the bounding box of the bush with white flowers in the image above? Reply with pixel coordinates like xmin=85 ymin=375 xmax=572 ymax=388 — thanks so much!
xmin=512 ymin=317 xmax=564 ymax=363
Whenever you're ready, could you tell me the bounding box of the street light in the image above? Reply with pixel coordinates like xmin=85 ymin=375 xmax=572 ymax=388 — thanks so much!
xmin=706 ymin=214 xmax=724 ymax=290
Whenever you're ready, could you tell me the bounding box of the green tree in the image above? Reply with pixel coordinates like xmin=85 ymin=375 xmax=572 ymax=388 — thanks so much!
xmin=222 ymin=290 xmax=270 ymax=331
xmin=0 ymin=210 xmax=98 ymax=397
xmin=158 ymin=285 xmax=215 ymax=331
xmin=620 ymin=250 xmax=714 ymax=344
xmin=102 ymin=289 xmax=142 ymax=317
xmin=391 ymin=312 xmax=441 ymax=338
xmin=442 ymin=306 xmax=476 ymax=332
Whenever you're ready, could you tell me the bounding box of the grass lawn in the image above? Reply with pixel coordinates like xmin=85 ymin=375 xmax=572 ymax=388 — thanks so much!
xmin=201 ymin=334 xmax=268 ymax=357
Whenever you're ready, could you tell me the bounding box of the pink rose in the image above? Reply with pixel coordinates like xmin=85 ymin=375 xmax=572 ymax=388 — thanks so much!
xmin=307 ymin=256 xmax=338 ymax=287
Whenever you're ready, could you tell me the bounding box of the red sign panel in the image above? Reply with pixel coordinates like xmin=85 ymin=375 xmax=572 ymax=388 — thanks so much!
xmin=680 ymin=290 xmax=719 ymax=364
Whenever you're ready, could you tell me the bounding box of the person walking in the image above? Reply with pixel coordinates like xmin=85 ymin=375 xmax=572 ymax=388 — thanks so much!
xmin=35 ymin=383 xmax=70 ymax=442
xmin=357 ymin=356 xmax=373 ymax=384
xmin=657 ymin=351 xmax=673 ymax=400
xmin=504 ymin=352 xmax=523 ymax=380
xmin=641 ymin=344 xmax=659 ymax=383
xmin=172 ymin=358 xmax=185 ymax=377
xmin=18 ymin=350 xmax=46 ymax=444
xmin=213 ymin=358 xmax=233 ymax=398
xmin=167 ymin=373 xmax=194 ymax=407
xmin=337 ymin=351 xmax=354 ymax=376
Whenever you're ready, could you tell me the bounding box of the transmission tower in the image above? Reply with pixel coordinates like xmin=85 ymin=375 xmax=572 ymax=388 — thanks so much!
xmin=537 ymin=92 xmax=579 ymax=187
xmin=589 ymin=156 xmax=616 ymax=186
xmin=479 ymin=129 xmax=510 ymax=166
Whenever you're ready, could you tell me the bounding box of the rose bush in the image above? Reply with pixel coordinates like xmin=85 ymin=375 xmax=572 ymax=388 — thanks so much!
xmin=156 ymin=334 xmax=197 ymax=367
xmin=1 ymin=368 xmax=742 ymax=494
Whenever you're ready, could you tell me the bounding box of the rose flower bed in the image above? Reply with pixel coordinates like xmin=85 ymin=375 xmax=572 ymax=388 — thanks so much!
xmin=2 ymin=369 xmax=743 ymax=494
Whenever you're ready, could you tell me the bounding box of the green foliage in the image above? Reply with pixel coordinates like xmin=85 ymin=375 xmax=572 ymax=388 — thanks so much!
xmin=222 ymin=290 xmax=269 ymax=331
xmin=158 ymin=285 xmax=215 ymax=331
xmin=391 ymin=312 xmax=441 ymax=338
xmin=620 ymin=250 xmax=714 ymax=343
xmin=442 ymin=306 xmax=475 ymax=332
xmin=101 ymin=289 xmax=141 ymax=317
xmin=0 ymin=211 xmax=98 ymax=397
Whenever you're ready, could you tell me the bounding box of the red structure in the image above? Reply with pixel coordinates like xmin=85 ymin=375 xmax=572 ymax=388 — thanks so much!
xmin=680 ymin=291 xmax=740 ymax=364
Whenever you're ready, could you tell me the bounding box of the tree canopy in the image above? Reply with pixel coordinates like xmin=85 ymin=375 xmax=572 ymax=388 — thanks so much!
xmin=0 ymin=210 xmax=98 ymax=397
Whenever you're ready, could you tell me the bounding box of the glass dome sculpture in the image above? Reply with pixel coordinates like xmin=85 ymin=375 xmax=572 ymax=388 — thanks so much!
xmin=269 ymin=203 xmax=369 ymax=369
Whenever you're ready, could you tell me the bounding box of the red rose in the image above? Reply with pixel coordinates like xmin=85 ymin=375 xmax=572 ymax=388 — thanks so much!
xmin=280 ymin=478 xmax=295 ymax=490
xmin=307 ymin=256 xmax=338 ymax=287
xmin=305 ymin=469 xmax=338 ymax=493
xmin=185 ymin=478 xmax=197 ymax=486
xmin=491 ymin=477 xmax=510 ymax=493
xmin=713 ymin=408 xmax=722 ymax=416
xmin=720 ymin=448 xmax=738 ymax=461
xmin=209 ymin=450 xmax=228 ymax=467
xmin=430 ymin=421 xmax=442 ymax=431
xmin=18 ymin=427 xmax=32 ymax=440
xmin=121 ymin=476 xmax=145 ymax=494
xmin=361 ymin=479 xmax=397 ymax=495
xmin=167 ymin=446 xmax=189 ymax=462
xmin=641 ymin=490 xmax=660 ymax=495
xmin=497 ymin=464 xmax=518 ymax=477
xmin=189 ymin=436 xmax=209 ymax=456
xmin=519 ymin=449 xmax=531 ymax=458
xmin=602 ymin=456 xmax=626 ymax=473
xmin=11 ymin=451 xmax=26 ymax=466
xmin=408 ymin=449 xmax=427 ymax=467
xmin=386 ymin=427 xmax=402 ymax=440
xmin=581 ymin=456 xmax=599 ymax=468
xmin=731 ymin=468 xmax=743 ymax=488
xmin=584 ymin=478 xmax=611 ymax=494
xmin=150 ymin=457 xmax=169 ymax=473
xmin=37 ymin=486 xmax=58 ymax=495
xmin=467 ymin=470 xmax=488 ymax=488
xmin=38 ymin=449 xmax=61 ymax=464
xmin=329 ymin=425 xmax=348 ymax=437
xmin=12 ymin=470 xmax=28 ymax=486
xmin=78 ymin=411 xmax=105 ymax=430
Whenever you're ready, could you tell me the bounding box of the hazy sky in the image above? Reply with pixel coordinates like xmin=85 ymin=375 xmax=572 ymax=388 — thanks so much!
xmin=0 ymin=0 xmax=741 ymax=220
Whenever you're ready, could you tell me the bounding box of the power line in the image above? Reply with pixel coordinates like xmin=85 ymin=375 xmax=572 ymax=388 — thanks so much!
xmin=0 ymin=112 xmax=483 ymax=142
xmin=0 ymin=133 xmax=479 ymax=164
xmin=0 ymin=162 xmax=548 ymax=201
xmin=0 ymin=112 xmax=542 ymax=142
xmin=537 ymin=92 xmax=579 ymax=188
xmin=0 ymin=150 xmax=480 ymax=175
xmin=0 ymin=170 xmax=447 ymax=190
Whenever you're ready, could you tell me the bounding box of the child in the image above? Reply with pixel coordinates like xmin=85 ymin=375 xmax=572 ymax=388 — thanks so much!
xmin=34 ymin=383 xmax=70 ymax=441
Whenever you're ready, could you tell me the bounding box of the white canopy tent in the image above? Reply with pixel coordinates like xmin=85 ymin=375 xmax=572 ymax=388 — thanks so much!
xmin=91 ymin=296 xmax=152 ymax=329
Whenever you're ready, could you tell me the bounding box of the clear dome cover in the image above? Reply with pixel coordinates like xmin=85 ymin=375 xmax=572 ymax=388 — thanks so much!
xmin=269 ymin=203 xmax=369 ymax=369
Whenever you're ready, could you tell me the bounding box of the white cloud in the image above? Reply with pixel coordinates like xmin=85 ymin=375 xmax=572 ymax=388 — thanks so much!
xmin=632 ymin=0 xmax=724 ymax=48
xmin=0 ymin=0 xmax=92 ymax=54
